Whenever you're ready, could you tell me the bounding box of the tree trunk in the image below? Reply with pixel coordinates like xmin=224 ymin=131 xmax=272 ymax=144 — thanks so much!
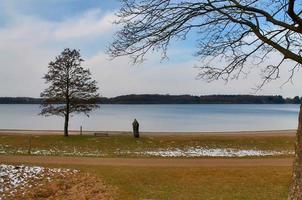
xmin=64 ymin=65 xmax=70 ymax=137
xmin=64 ymin=113 xmax=69 ymax=137
xmin=289 ymin=99 xmax=302 ymax=200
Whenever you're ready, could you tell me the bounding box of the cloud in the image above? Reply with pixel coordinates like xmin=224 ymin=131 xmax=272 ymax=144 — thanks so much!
xmin=0 ymin=8 xmax=117 ymax=97
xmin=0 ymin=8 xmax=117 ymax=46
xmin=54 ymin=9 xmax=117 ymax=40
xmin=0 ymin=3 xmax=300 ymax=98
xmin=86 ymin=50 xmax=302 ymax=98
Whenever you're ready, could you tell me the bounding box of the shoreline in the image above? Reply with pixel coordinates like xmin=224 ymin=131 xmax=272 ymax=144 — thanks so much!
xmin=0 ymin=129 xmax=296 ymax=137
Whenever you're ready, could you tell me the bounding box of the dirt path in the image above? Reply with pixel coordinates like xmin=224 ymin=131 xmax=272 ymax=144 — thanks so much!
xmin=0 ymin=155 xmax=293 ymax=167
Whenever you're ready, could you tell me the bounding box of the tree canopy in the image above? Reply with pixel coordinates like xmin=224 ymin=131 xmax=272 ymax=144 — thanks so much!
xmin=40 ymin=48 xmax=99 ymax=136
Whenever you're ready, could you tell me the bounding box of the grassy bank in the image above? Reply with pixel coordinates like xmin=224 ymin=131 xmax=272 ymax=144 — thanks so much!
xmin=0 ymin=133 xmax=295 ymax=157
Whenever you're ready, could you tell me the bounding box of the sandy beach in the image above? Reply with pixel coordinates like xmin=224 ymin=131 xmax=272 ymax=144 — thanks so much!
xmin=0 ymin=128 xmax=296 ymax=137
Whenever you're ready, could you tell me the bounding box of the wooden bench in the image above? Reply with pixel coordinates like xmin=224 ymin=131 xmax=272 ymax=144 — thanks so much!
xmin=94 ymin=132 xmax=109 ymax=137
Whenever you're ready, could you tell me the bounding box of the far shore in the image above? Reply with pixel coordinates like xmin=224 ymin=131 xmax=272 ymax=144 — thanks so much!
xmin=0 ymin=128 xmax=296 ymax=137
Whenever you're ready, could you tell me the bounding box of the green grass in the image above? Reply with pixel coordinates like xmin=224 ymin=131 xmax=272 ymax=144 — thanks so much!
xmin=0 ymin=134 xmax=295 ymax=157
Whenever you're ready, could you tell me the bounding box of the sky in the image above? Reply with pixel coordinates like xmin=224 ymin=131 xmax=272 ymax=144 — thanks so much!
xmin=0 ymin=0 xmax=301 ymax=98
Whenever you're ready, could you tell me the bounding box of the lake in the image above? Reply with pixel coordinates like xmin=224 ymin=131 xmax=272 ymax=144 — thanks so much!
xmin=0 ymin=104 xmax=299 ymax=132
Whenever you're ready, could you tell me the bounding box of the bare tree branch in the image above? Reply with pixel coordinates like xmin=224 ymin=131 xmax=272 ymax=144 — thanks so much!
xmin=108 ymin=1 xmax=302 ymax=199
xmin=108 ymin=0 xmax=302 ymax=85
xmin=40 ymin=48 xmax=100 ymax=136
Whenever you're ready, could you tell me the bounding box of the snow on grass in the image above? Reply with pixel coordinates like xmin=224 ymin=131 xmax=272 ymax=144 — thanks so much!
xmin=130 ymin=147 xmax=294 ymax=157
xmin=0 ymin=145 xmax=104 ymax=157
xmin=0 ymin=145 xmax=294 ymax=158
xmin=29 ymin=149 xmax=104 ymax=157
xmin=0 ymin=164 xmax=78 ymax=200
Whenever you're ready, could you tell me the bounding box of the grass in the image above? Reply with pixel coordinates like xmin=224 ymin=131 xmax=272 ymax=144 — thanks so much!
xmin=23 ymin=163 xmax=292 ymax=200
xmin=0 ymin=133 xmax=295 ymax=199
xmin=94 ymin=166 xmax=291 ymax=200
xmin=0 ymin=134 xmax=295 ymax=157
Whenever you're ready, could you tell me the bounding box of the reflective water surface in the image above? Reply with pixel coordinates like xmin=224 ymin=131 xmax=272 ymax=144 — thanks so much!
xmin=0 ymin=104 xmax=299 ymax=132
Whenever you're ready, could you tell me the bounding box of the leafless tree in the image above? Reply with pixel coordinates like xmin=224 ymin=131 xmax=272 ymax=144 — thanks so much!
xmin=40 ymin=48 xmax=100 ymax=137
xmin=108 ymin=0 xmax=302 ymax=199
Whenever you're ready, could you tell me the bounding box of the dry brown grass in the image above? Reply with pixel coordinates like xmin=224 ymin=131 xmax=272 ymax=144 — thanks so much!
xmin=0 ymin=132 xmax=295 ymax=158
xmin=11 ymin=172 xmax=116 ymax=200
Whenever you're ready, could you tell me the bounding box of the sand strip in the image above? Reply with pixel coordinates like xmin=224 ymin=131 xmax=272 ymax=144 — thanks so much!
xmin=0 ymin=129 xmax=296 ymax=137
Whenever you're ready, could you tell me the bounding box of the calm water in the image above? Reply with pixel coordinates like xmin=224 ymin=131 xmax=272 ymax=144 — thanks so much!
xmin=0 ymin=104 xmax=299 ymax=132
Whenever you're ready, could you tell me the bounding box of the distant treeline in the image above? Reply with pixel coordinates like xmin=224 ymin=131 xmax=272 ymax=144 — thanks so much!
xmin=99 ymin=94 xmax=301 ymax=104
xmin=0 ymin=97 xmax=42 ymax=104
xmin=0 ymin=95 xmax=300 ymax=104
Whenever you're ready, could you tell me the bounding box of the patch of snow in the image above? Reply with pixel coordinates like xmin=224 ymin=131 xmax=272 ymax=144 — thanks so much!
xmin=123 ymin=147 xmax=293 ymax=157
xmin=0 ymin=164 xmax=78 ymax=199
xmin=0 ymin=145 xmax=294 ymax=158
xmin=0 ymin=146 xmax=104 ymax=157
